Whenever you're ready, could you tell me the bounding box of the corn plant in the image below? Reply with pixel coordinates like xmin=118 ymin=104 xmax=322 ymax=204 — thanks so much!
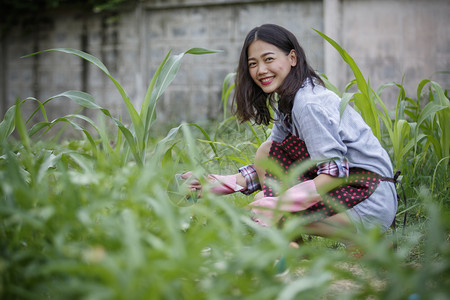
xmin=18 ymin=47 xmax=220 ymax=166
xmin=315 ymin=29 xmax=382 ymax=142
xmin=414 ymin=80 xmax=450 ymax=164
xmin=315 ymin=30 xmax=449 ymax=176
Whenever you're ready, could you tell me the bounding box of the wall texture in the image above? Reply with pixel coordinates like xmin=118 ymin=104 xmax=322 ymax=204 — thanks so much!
xmin=1 ymin=0 xmax=449 ymax=125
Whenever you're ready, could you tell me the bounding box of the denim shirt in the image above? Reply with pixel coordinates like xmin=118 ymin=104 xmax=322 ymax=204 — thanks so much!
xmin=268 ymin=81 xmax=394 ymax=178
xmin=243 ymin=82 xmax=398 ymax=231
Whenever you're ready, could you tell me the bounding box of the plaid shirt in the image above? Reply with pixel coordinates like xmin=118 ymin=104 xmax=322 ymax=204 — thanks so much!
xmin=317 ymin=158 xmax=349 ymax=178
xmin=238 ymin=159 xmax=349 ymax=195
xmin=238 ymin=164 xmax=260 ymax=195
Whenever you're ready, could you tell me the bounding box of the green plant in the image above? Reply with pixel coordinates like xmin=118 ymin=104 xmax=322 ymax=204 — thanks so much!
xmin=316 ymin=30 xmax=449 ymax=181
xmin=414 ymin=80 xmax=450 ymax=165
xmin=315 ymin=29 xmax=382 ymax=142
xmin=18 ymin=47 xmax=220 ymax=166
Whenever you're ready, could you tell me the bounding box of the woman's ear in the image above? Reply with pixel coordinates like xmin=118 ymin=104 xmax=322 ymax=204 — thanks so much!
xmin=289 ymin=50 xmax=297 ymax=67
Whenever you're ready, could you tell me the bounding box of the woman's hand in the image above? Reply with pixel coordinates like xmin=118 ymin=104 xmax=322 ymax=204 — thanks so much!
xmin=249 ymin=180 xmax=321 ymax=226
xmin=179 ymin=172 xmax=246 ymax=197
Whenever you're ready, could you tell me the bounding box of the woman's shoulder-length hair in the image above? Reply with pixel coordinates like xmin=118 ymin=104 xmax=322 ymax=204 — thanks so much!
xmin=233 ymin=24 xmax=323 ymax=125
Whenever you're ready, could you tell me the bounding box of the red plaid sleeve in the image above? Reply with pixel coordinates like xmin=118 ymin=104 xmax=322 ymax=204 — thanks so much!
xmin=317 ymin=159 xmax=349 ymax=178
xmin=238 ymin=164 xmax=261 ymax=195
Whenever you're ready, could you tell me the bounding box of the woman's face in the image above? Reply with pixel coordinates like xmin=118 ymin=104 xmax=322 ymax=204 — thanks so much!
xmin=247 ymin=40 xmax=297 ymax=94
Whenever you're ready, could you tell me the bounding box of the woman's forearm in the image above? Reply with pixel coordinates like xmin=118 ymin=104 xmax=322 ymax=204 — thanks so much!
xmin=313 ymin=173 xmax=345 ymax=195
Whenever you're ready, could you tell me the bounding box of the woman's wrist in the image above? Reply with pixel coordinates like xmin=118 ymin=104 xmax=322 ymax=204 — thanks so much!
xmin=236 ymin=173 xmax=247 ymax=189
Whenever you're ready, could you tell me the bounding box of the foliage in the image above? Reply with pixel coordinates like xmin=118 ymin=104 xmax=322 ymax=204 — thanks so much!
xmin=0 ymin=34 xmax=449 ymax=299
xmin=315 ymin=30 xmax=450 ymax=176
xmin=19 ymin=47 xmax=221 ymax=166
xmin=0 ymin=0 xmax=135 ymax=36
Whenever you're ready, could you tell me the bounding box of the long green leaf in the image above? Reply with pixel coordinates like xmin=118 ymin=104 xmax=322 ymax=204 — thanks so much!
xmin=14 ymin=99 xmax=31 ymax=152
xmin=185 ymin=48 xmax=222 ymax=55
xmin=314 ymin=29 xmax=368 ymax=96
xmin=221 ymin=72 xmax=236 ymax=119
xmin=416 ymin=102 xmax=447 ymax=134
xmin=430 ymin=81 xmax=450 ymax=160
xmin=416 ymin=79 xmax=431 ymax=104
xmin=23 ymin=48 xmax=143 ymax=147
xmin=144 ymin=53 xmax=186 ymax=131
xmin=22 ymin=48 xmax=109 ymax=74
xmin=141 ymin=50 xmax=171 ymax=126
xmin=320 ymin=73 xmax=341 ymax=97
xmin=338 ymin=92 xmax=354 ymax=119
xmin=393 ymin=119 xmax=410 ymax=169
xmin=20 ymin=97 xmax=50 ymax=124
xmin=0 ymin=105 xmax=17 ymax=144
xmin=353 ymin=92 xmax=379 ymax=138
xmin=202 ymin=155 xmax=249 ymax=166
xmin=57 ymin=90 xmax=102 ymax=109
xmin=187 ymin=123 xmax=218 ymax=155
xmin=34 ymin=116 xmax=98 ymax=153
xmin=424 ymin=135 xmax=442 ymax=159
xmin=315 ymin=29 xmax=381 ymax=140
xmin=144 ymin=48 xmax=221 ymax=137
xmin=245 ymin=121 xmax=262 ymax=146
xmin=400 ymin=133 xmax=426 ymax=160
xmin=40 ymin=90 xmax=142 ymax=165
xmin=214 ymin=116 xmax=237 ymax=142
xmin=366 ymin=80 xmax=382 ymax=139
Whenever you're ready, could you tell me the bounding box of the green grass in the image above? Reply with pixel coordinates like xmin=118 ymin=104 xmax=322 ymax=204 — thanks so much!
xmin=0 ymin=35 xmax=449 ymax=299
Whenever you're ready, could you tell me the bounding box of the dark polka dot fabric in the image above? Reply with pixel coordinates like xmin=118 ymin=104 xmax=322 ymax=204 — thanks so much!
xmin=263 ymin=134 xmax=381 ymax=224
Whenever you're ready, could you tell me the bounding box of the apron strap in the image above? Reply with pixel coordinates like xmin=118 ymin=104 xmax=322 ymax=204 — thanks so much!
xmin=379 ymin=170 xmax=407 ymax=250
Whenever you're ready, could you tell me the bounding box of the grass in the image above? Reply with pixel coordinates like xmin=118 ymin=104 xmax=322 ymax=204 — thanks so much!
xmin=0 ymin=33 xmax=449 ymax=299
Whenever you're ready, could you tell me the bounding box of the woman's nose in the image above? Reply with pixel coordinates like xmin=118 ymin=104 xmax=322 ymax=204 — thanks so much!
xmin=257 ymin=64 xmax=268 ymax=75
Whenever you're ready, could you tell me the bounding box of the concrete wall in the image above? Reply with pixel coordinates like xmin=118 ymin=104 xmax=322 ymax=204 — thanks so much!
xmin=340 ymin=0 xmax=449 ymax=98
xmin=143 ymin=0 xmax=323 ymax=123
xmin=1 ymin=0 xmax=449 ymax=126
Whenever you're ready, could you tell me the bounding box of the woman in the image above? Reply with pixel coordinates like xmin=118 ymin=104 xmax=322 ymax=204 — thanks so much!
xmin=183 ymin=24 xmax=397 ymax=239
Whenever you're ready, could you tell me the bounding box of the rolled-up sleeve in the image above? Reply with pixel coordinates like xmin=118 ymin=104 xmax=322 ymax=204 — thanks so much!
xmin=238 ymin=164 xmax=261 ymax=195
xmin=317 ymin=159 xmax=349 ymax=178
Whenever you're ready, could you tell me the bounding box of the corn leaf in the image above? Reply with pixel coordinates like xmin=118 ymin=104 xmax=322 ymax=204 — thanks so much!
xmin=221 ymin=72 xmax=236 ymax=119
xmin=14 ymin=99 xmax=31 ymax=152
xmin=320 ymin=73 xmax=341 ymax=97
xmin=22 ymin=48 xmax=144 ymax=148
xmin=143 ymin=48 xmax=222 ymax=141
xmin=315 ymin=29 xmax=381 ymax=140
xmin=0 ymin=105 xmax=17 ymax=144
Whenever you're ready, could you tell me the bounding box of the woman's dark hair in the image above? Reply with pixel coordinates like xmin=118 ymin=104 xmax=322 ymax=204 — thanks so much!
xmin=233 ymin=24 xmax=324 ymax=125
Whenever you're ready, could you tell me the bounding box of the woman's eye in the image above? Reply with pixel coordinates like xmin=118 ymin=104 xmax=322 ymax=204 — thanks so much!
xmin=265 ymin=57 xmax=274 ymax=62
xmin=248 ymin=62 xmax=256 ymax=68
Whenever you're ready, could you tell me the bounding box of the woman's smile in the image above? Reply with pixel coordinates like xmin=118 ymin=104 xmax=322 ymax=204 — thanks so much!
xmin=260 ymin=76 xmax=274 ymax=85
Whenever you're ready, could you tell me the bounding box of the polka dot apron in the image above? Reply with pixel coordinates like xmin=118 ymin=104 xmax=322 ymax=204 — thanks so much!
xmin=263 ymin=134 xmax=382 ymax=224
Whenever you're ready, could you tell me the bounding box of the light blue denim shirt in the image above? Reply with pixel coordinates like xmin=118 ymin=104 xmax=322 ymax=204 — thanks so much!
xmin=268 ymin=81 xmax=398 ymax=231
xmin=268 ymin=81 xmax=393 ymax=178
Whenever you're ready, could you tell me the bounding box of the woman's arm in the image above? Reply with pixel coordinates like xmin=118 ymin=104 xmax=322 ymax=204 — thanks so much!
xmin=313 ymin=173 xmax=345 ymax=195
xmin=236 ymin=172 xmax=247 ymax=188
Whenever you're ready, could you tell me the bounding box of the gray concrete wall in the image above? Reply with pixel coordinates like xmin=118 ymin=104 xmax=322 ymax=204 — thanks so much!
xmin=340 ymin=0 xmax=449 ymax=100
xmin=1 ymin=0 xmax=449 ymax=126
xmin=143 ymin=0 xmax=323 ymax=123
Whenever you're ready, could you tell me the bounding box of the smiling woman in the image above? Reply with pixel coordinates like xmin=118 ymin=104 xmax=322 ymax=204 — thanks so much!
xmin=233 ymin=24 xmax=322 ymax=126
xmin=181 ymin=24 xmax=399 ymax=245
